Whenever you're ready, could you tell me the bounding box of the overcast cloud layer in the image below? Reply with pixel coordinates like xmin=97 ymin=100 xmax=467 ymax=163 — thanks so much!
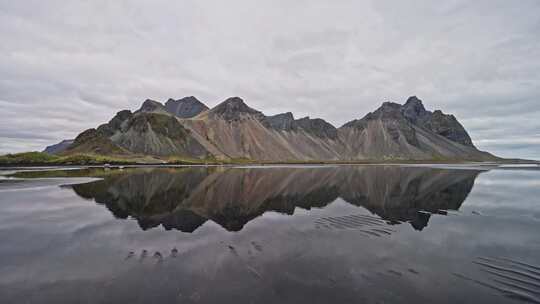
xmin=1 ymin=0 xmax=539 ymax=159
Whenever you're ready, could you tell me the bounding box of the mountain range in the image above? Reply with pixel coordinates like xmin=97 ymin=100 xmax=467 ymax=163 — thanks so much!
xmin=44 ymin=96 xmax=495 ymax=162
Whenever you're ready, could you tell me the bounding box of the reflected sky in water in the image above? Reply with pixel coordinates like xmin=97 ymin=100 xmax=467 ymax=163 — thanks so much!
xmin=0 ymin=165 xmax=539 ymax=303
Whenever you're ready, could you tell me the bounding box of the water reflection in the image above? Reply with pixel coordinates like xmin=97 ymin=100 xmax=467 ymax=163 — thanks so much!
xmin=3 ymin=166 xmax=540 ymax=303
xmin=62 ymin=166 xmax=480 ymax=232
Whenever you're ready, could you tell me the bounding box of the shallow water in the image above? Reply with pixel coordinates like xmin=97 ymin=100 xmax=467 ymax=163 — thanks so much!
xmin=0 ymin=165 xmax=539 ymax=303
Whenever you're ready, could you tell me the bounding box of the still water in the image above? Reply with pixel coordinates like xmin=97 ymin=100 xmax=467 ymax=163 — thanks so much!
xmin=0 ymin=165 xmax=539 ymax=303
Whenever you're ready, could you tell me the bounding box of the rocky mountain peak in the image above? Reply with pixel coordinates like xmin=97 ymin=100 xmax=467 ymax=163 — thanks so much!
xmin=220 ymin=97 xmax=249 ymax=108
xmin=339 ymin=96 xmax=477 ymax=149
xmin=402 ymin=96 xmax=428 ymax=123
xmin=403 ymin=96 xmax=426 ymax=111
xmin=369 ymin=102 xmax=404 ymax=120
xmin=262 ymin=112 xmax=295 ymax=130
xmin=404 ymin=96 xmax=424 ymax=106
xmin=295 ymin=116 xmax=338 ymax=139
xmin=209 ymin=97 xmax=263 ymax=120
xmin=109 ymin=109 xmax=133 ymax=128
xmin=279 ymin=112 xmax=294 ymax=120
xmin=165 ymin=96 xmax=209 ymax=118
xmin=178 ymin=96 xmax=200 ymax=103
xmin=137 ymin=99 xmax=167 ymax=114
xmin=96 ymin=110 xmax=134 ymax=136
xmin=116 ymin=109 xmax=133 ymax=119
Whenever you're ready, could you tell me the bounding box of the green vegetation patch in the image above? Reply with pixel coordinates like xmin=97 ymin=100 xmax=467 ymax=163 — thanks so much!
xmin=0 ymin=152 xmax=135 ymax=166
xmin=0 ymin=151 xmax=58 ymax=164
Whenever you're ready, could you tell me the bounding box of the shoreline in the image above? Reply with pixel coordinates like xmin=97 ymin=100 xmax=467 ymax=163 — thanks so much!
xmin=1 ymin=151 xmax=537 ymax=169
xmin=1 ymin=159 xmax=538 ymax=171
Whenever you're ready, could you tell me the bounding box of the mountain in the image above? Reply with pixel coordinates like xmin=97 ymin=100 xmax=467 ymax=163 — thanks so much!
xmin=62 ymin=109 xmax=210 ymax=158
xmin=338 ymin=97 xmax=490 ymax=160
xmin=43 ymin=139 xmax=74 ymax=154
xmin=58 ymin=95 xmax=495 ymax=161
xmin=180 ymin=97 xmax=345 ymax=160
xmin=136 ymin=97 xmax=208 ymax=118
xmin=401 ymin=96 xmax=474 ymax=147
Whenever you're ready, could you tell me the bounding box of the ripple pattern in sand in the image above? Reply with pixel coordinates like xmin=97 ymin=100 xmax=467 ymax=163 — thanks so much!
xmin=456 ymin=256 xmax=540 ymax=303
xmin=314 ymin=214 xmax=394 ymax=237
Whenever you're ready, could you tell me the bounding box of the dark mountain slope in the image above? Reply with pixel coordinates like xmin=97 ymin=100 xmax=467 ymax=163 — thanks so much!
xmin=402 ymin=96 xmax=474 ymax=147
xmin=338 ymin=98 xmax=493 ymax=160
xmin=66 ymin=109 xmax=210 ymax=159
xmin=165 ymin=96 xmax=209 ymax=118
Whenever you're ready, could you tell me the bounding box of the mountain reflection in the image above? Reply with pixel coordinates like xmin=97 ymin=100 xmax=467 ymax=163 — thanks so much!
xmin=66 ymin=166 xmax=480 ymax=232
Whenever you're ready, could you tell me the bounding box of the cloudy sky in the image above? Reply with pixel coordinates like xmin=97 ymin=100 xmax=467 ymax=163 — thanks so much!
xmin=1 ymin=0 xmax=539 ymax=159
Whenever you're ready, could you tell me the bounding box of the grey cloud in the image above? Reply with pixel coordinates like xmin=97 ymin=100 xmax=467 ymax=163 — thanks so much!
xmin=1 ymin=0 xmax=539 ymax=159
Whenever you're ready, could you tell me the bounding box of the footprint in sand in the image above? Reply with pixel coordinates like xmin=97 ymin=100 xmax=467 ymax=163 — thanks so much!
xmin=171 ymin=247 xmax=178 ymax=258
xmin=251 ymin=241 xmax=263 ymax=252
